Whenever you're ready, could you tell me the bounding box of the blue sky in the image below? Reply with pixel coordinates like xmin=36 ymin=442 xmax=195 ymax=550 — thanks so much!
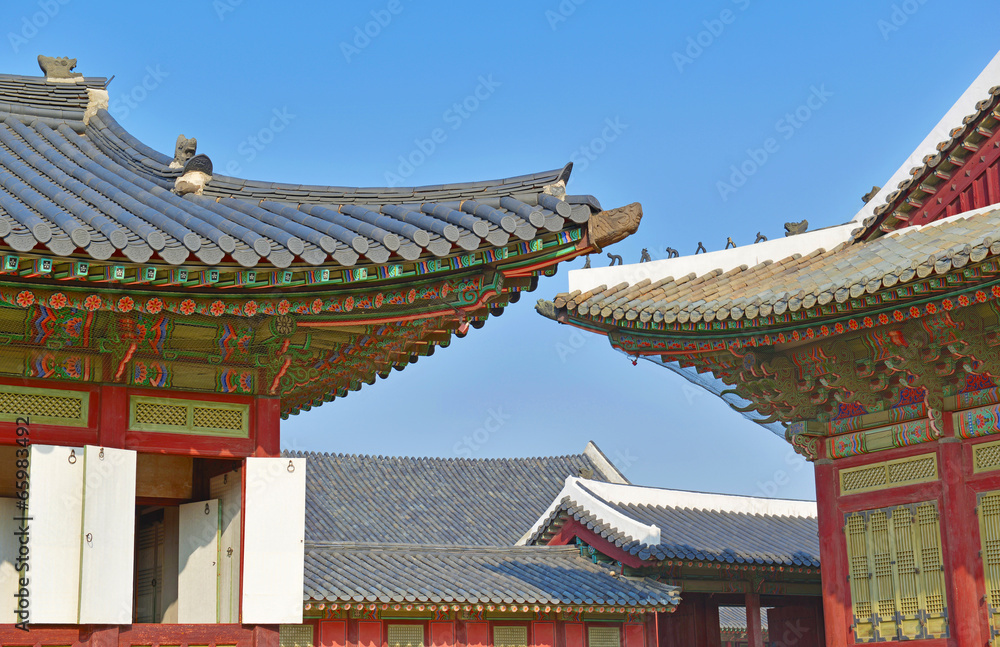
xmin=6 ymin=0 xmax=999 ymax=500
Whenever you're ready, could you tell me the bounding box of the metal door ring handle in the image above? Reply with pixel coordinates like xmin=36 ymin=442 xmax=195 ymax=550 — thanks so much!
xmin=86 ymin=532 xmax=93 ymax=542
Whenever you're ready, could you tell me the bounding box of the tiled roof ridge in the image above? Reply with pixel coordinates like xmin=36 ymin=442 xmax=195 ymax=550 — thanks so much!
xmin=83 ymin=108 xmax=574 ymax=201
xmin=305 ymin=541 xmax=580 ymax=554
xmin=544 ymin=205 xmax=1000 ymax=330
xmin=285 ymin=449 xmax=594 ymax=463
xmin=575 ymin=478 xmax=818 ymax=518
xmin=849 ymin=48 xmax=1000 ymax=234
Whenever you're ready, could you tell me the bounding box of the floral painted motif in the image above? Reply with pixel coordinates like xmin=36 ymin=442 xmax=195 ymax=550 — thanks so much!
xmin=210 ymin=300 xmax=226 ymax=317
xmin=49 ymin=293 xmax=67 ymax=309
xmin=146 ymin=297 xmax=164 ymax=314
xmin=244 ymin=300 xmax=258 ymax=316
xmin=312 ymin=298 xmax=323 ymax=314
xmin=84 ymin=294 xmax=103 ymax=311
xmin=277 ymin=299 xmax=291 ymax=315
xmin=16 ymin=291 xmax=34 ymax=307
xmin=180 ymin=299 xmax=196 ymax=315
xmin=117 ymin=296 xmax=134 ymax=312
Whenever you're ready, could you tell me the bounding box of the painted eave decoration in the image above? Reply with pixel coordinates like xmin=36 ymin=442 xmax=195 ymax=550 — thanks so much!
xmin=0 ymin=60 xmax=641 ymax=416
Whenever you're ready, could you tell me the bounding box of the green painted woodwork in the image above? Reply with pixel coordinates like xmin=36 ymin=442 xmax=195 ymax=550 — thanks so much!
xmin=128 ymin=395 xmax=249 ymax=438
xmin=0 ymin=383 xmax=88 ymax=427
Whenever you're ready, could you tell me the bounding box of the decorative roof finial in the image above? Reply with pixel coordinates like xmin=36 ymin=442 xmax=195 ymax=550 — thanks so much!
xmin=170 ymin=135 xmax=197 ymax=169
xmin=784 ymin=220 xmax=808 ymax=237
xmin=862 ymin=185 xmax=881 ymax=204
xmin=37 ymin=55 xmax=83 ymax=82
xmin=639 ymin=248 xmax=651 ymax=263
xmin=607 ymin=253 xmax=622 ymax=266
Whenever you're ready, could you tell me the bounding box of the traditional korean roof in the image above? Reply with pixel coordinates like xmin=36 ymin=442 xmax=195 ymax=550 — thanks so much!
xmin=540 ymin=207 xmax=1000 ymax=340
xmin=0 ymin=60 xmax=640 ymax=415
xmin=290 ymin=442 xmax=628 ymax=546
xmin=0 ymin=73 xmax=589 ymax=270
xmin=719 ymin=606 xmax=768 ymax=636
xmin=302 ymin=543 xmax=679 ymax=608
xmin=523 ymin=478 xmax=820 ymax=568
xmin=853 ymin=49 xmax=1000 ymax=238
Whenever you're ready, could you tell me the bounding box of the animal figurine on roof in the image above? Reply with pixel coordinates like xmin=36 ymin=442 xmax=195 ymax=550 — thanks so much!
xmin=639 ymin=248 xmax=651 ymax=263
xmin=37 ymin=55 xmax=82 ymax=80
xmin=607 ymin=253 xmax=623 ymax=266
xmin=784 ymin=220 xmax=809 ymax=236
xmin=171 ymin=135 xmax=198 ymax=169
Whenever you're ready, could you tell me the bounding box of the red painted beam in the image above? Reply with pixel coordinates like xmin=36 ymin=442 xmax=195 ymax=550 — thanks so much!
xmin=542 ymin=517 xmax=653 ymax=569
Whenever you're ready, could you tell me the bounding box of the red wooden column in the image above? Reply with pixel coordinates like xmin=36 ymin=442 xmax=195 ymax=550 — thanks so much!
xmin=938 ymin=434 xmax=984 ymax=646
xmin=703 ymin=599 xmax=721 ymax=647
xmin=97 ymin=384 xmax=128 ymax=448
xmin=254 ymin=396 xmax=282 ymax=457
xmin=813 ymin=459 xmax=849 ymax=647
xmin=745 ymin=593 xmax=763 ymax=647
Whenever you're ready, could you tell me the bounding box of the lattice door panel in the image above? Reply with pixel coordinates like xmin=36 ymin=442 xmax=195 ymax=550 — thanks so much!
xmin=844 ymin=502 xmax=948 ymax=643
xmin=978 ymin=491 xmax=1000 ymax=646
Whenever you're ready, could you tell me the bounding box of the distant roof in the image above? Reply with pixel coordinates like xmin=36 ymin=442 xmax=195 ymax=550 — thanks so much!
xmin=719 ymin=606 xmax=768 ymax=634
xmin=290 ymin=442 xmax=628 ymax=546
xmin=0 ymin=71 xmax=592 ymax=272
xmin=523 ymin=478 xmax=820 ymax=567
xmin=303 ymin=543 xmax=679 ymax=608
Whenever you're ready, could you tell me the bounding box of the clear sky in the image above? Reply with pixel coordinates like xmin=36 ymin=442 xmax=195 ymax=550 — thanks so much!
xmin=6 ymin=0 xmax=999 ymax=501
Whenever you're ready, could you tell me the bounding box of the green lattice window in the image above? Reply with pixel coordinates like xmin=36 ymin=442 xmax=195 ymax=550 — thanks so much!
xmin=844 ymin=502 xmax=947 ymax=642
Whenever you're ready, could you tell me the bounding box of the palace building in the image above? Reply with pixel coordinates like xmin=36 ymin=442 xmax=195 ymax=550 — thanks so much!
xmin=0 ymin=56 xmax=823 ymax=647
xmin=0 ymin=55 xmax=641 ymax=647
xmin=539 ymin=49 xmax=1000 ymax=646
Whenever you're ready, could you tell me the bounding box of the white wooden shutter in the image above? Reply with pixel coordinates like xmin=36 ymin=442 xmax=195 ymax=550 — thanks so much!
xmin=178 ymin=499 xmax=220 ymax=624
xmin=242 ymin=457 xmax=306 ymax=623
xmin=0 ymin=498 xmax=19 ymax=624
xmin=210 ymin=469 xmax=241 ymax=623
xmin=78 ymin=445 xmax=137 ymax=624
xmin=28 ymin=444 xmax=84 ymax=624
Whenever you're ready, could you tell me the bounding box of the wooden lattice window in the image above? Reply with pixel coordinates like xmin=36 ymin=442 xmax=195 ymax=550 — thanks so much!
xmin=280 ymin=625 xmax=314 ymax=647
xmin=975 ymin=440 xmax=1000 ymax=473
xmin=129 ymin=395 xmax=249 ymax=438
xmin=0 ymin=384 xmax=88 ymax=426
xmin=840 ymin=454 xmax=938 ymax=495
xmin=388 ymin=625 xmax=424 ymax=647
xmin=588 ymin=627 xmax=621 ymax=647
xmin=844 ymin=501 xmax=947 ymax=642
xmin=493 ymin=626 xmax=528 ymax=647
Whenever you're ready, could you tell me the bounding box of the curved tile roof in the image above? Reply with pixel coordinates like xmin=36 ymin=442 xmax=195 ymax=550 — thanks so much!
xmin=542 ymin=207 xmax=1000 ymax=331
xmin=525 ymin=479 xmax=820 ymax=568
xmin=0 ymin=71 xmax=592 ymax=271
xmin=289 ymin=444 xmax=625 ymax=546
xmin=303 ymin=543 xmax=679 ymax=607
